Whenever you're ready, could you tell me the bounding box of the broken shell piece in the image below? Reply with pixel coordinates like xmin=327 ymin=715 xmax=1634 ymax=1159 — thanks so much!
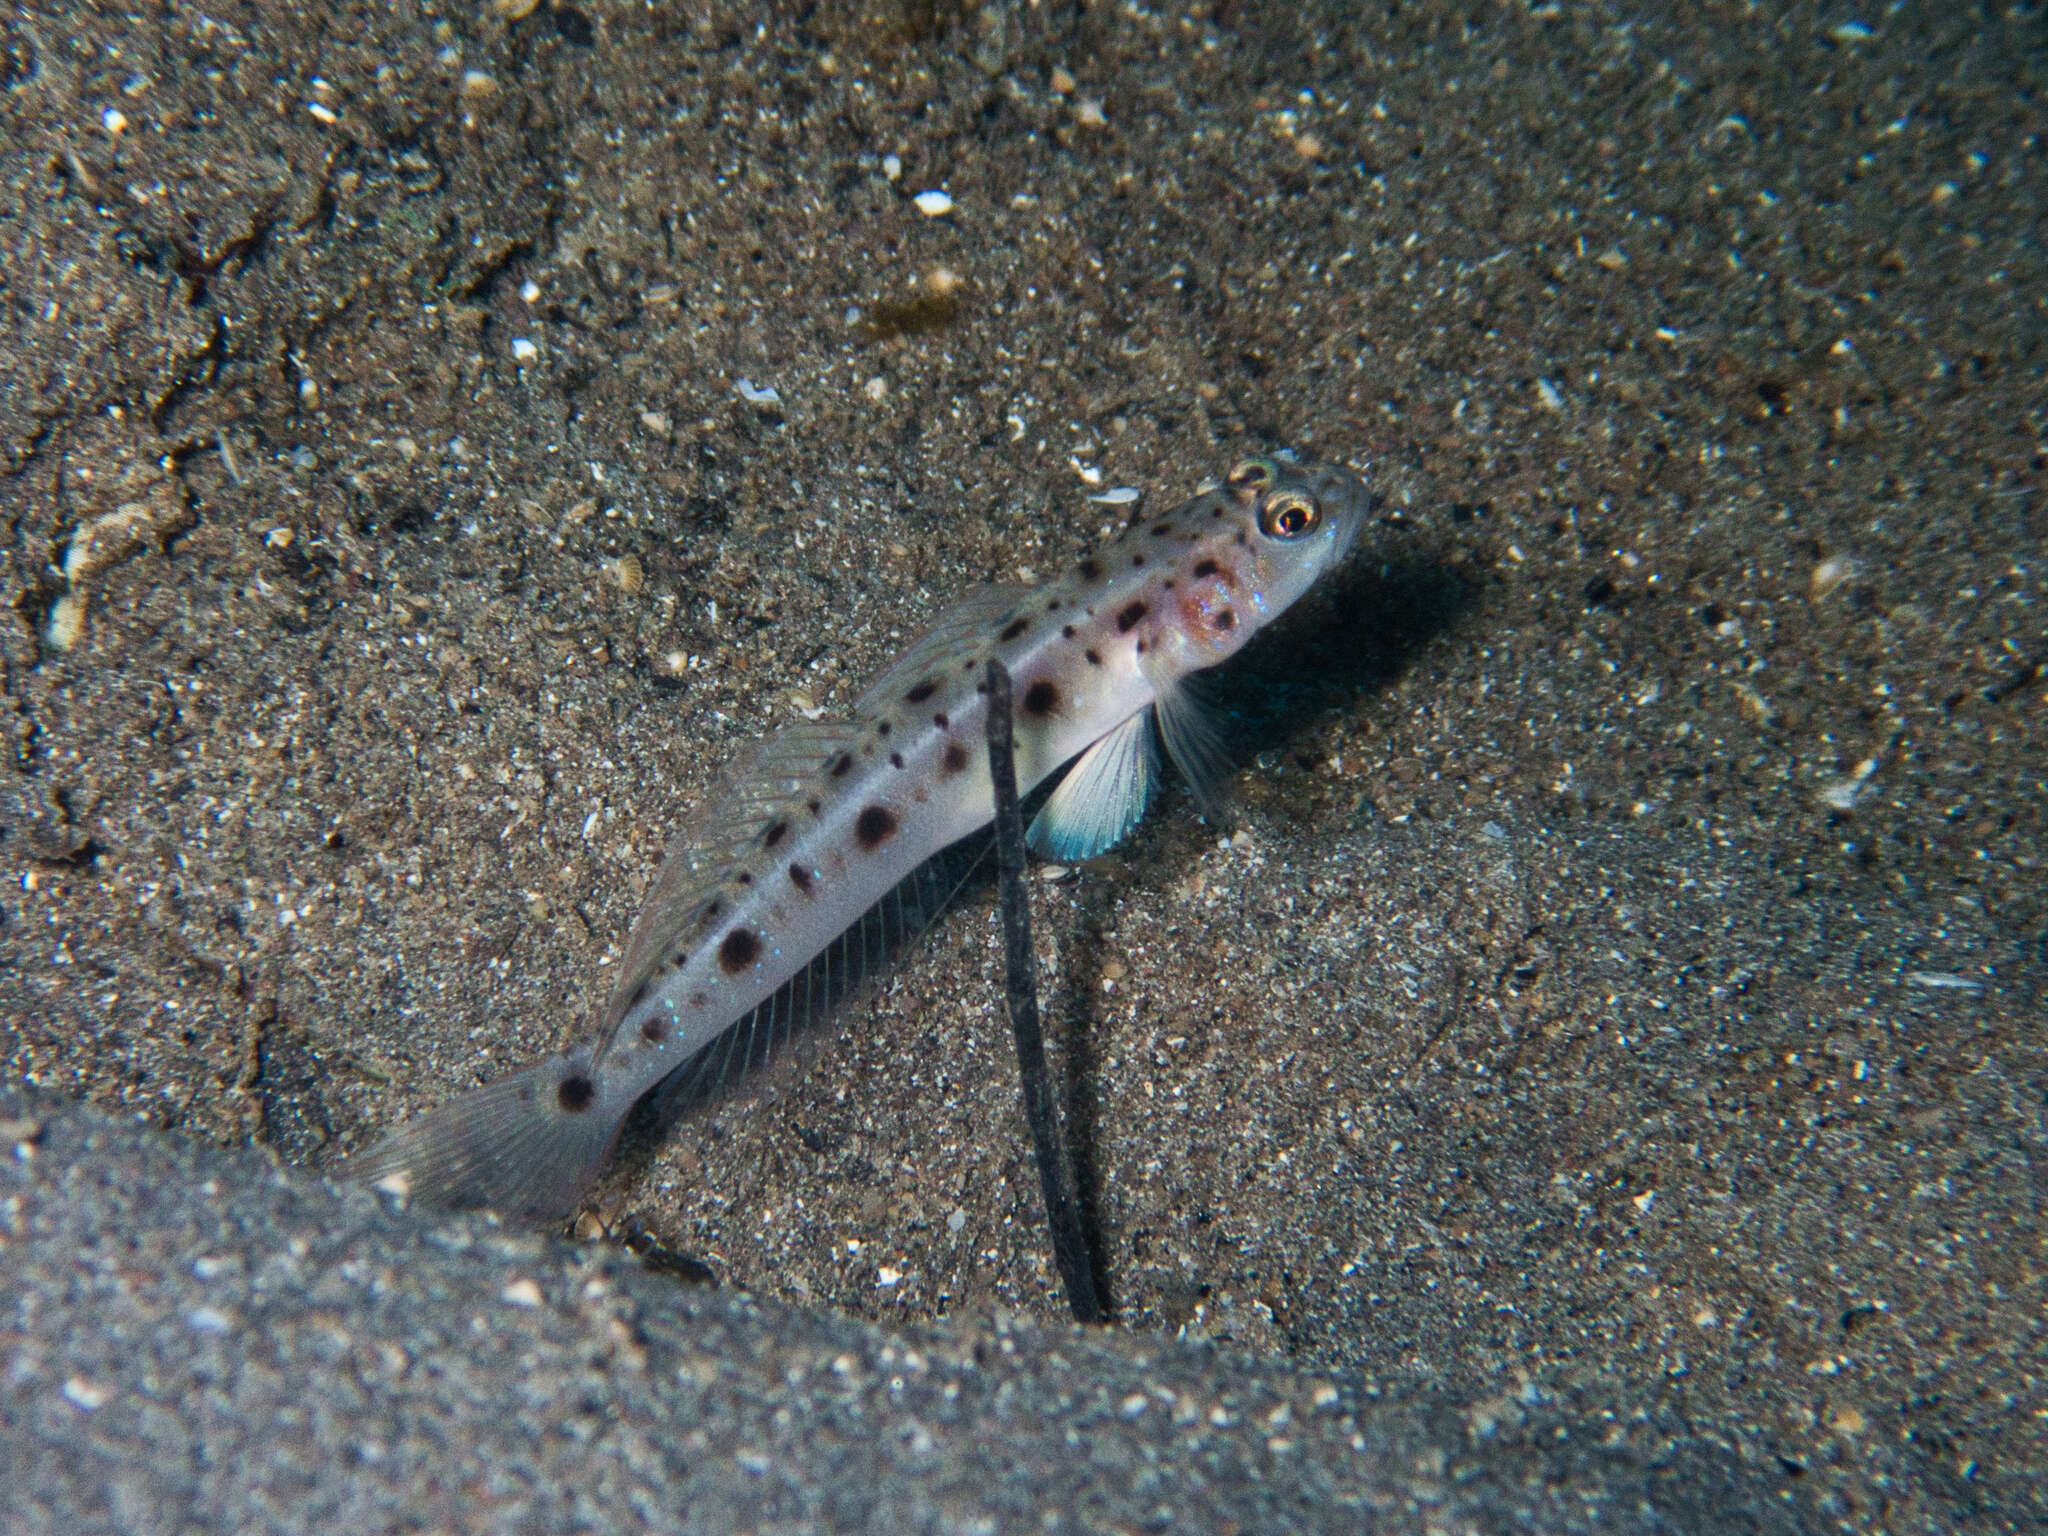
xmin=1810 ymin=554 xmax=1860 ymax=600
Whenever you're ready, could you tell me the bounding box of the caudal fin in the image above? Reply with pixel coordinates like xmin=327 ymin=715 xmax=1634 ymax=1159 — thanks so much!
xmin=333 ymin=1048 xmax=628 ymax=1224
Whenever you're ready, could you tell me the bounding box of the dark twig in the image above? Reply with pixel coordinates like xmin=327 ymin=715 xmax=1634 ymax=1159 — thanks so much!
xmin=985 ymin=659 xmax=1106 ymax=1324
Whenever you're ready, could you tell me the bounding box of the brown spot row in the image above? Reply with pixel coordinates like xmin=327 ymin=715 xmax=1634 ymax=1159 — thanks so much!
xmin=1022 ymin=679 xmax=1059 ymax=717
xmin=719 ymin=927 xmax=762 ymax=974
xmin=763 ymin=818 xmax=789 ymax=850
xmin=641 ymin=1017 xmax=668 ymax=1043
xmin=557 ymin=1074 xmax=596 ymax=1113
xmin=904 ymin=678 xmax=938 ymax=703
xmin=855 ymin=804 xmax=899 ymax=850
xmin=829 ymin=752 xmax=853 ymax=777
xmin=789 ymin=862 xmax=814 ymax=894
xmin=1116 ymin=600 xmax=1149 ymax=633
xmin=999 ymin=616 xmax=1030 ymax=642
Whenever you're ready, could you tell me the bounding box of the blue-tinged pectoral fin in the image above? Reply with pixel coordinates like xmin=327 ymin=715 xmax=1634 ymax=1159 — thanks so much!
xmin=1026 ymin=708 xmax=1160 ymax=862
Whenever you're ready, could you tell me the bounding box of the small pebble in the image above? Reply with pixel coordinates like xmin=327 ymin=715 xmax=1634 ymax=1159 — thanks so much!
xmin=63 ymin=1377 xmax=110 ymax=1411
xmin=911 ymin=189 xmax=954 ymax=217
xmin=511 ymin=337 xmax=538 ymax=362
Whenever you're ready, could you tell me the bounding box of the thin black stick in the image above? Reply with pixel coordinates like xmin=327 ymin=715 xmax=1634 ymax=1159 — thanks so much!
xmin=985 ymin=659 xmax=1105 ymax=1324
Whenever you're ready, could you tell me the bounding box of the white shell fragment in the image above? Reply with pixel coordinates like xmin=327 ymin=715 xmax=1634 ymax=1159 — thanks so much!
xmin=1088 ymin=487 xmax=1141 ymax=505
xmin=735 ymin=378 xmax=782 ymax=406
xmin=911 ymin=189 xmax=954 ymax=216
xmin=511 ymin=337 xmax=538 ymax=361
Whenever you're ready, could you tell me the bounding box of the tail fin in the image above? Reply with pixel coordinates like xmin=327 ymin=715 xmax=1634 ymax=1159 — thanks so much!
xmin=333 ymin=1048 xmax=628 ymax=1224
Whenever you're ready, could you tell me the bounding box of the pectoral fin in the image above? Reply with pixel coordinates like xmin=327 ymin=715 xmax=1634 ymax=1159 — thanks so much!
xmin=1148 ymin=672 xmax=1234 ymax=813
xmin=1026 ymin=708 xmax=1159 ymax=861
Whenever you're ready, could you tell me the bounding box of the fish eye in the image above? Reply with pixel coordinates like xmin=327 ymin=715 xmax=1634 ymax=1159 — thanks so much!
xmin=1226 ymin=457 xmax=1275 ymax=492
xmin=1259 ymin=492 xmax=1321 ymax=540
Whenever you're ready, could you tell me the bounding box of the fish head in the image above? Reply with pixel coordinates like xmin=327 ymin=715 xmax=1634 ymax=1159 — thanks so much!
xmin=1200 ymin=454 xmax=1369 ymax=640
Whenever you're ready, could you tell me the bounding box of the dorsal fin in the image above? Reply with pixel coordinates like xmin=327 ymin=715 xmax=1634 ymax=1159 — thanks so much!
xmin=854 ymin=585 xmax=1032 ymax=711
xmin=601 ymin=717 xmax=852 ymax=1036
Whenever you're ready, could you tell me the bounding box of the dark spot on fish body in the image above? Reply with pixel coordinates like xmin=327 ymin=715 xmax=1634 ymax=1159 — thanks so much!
xmin=932 ymin=711 xmax=949 ymax=729
xmin=719 ymin=928 xmax=762 ymax=974
xmin=1061 ymin=624 xmax=1077 ymax=639
xmin=642 ymin=1017 xmax=669 ymax=1043
xmin=1117 ymin=600 xmax=1149 ymax=633
xmin=829 ymin=753 xmax=853 ymax=777
xmin=691 ymin=992 xmax=708 ymax=1008
xmin=1214 ymin=608 xmax=1236 ymax=631
xmin=941 ymin=740 xmax=972 ymax=774
xmin=1078 ymin=557 xmax=1103 ymax=580
xmin=889 ymin=751 xmax=905 ymax=768
xmin=1150 ymin=523 xmax=1175 ymax=537
xmin=1000 ymin=617 xmax=1030 ymax=642
xmin=855 ymin=804 xmax=899 ymax=851
xmin=1192 ymin=558 xmax=1220 ymax=580
xmin=1022 ymin=679 xmax=1059 ymax=717
xmin=558 ymin=1074 xmax=596 ymax=1113
xmin=763 ymin=818 xmax=790 ymax=849
xmin=807 ymin=799 xmax=822 ymax=816
xmin=876 ymin=720 xmax=891 ymax=737
xmin=789 ymin=863 xmax=814 ymax=894
xmin=905 ymin=679 xmax=938 ymax=703
xmin=1085 ymin=648 xmax=1102 ymax=666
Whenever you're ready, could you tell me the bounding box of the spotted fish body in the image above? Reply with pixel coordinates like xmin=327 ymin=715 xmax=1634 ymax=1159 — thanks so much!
xmin=342 ymin=456 xmax=1370 ymax=1220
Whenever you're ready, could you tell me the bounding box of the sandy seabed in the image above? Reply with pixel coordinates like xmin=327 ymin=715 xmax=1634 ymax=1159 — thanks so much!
xmin=2 ymin=3 xmax=2042 ymax=1530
